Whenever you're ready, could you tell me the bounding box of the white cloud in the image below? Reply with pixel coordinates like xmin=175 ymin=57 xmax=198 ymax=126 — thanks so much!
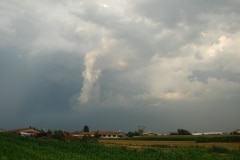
xmin=1 ymin=0 xmax=240 ymax=131
xmin=78 ymin=37 xmax=120 ymax=103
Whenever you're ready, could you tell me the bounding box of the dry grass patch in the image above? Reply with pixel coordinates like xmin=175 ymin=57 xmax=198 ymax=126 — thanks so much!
xmin=99 ymin=139 xmax=240 ymax=150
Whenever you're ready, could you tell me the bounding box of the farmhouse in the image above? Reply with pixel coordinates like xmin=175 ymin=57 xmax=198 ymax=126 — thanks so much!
xmin=71 ymin=130 xmax=125 ymax=138
xmin=97 ymin=131 xmax=126 ymax=138
xmin=142 ymin=131 xmax=155 ymax=136
xmin=71 ymin=131 xmax=94 ymax=137
xmin=232 ymin=129 xmax=240 ymax=134
xmin=235 ymin=129 xmax=240 ymax=134
xmin=9 ymin=128 xmax=40 ymax=136
xmin=203 ymin=132 xmax=223 ymax=135
xmin=192 ymin=132 xmax=203 ymax=136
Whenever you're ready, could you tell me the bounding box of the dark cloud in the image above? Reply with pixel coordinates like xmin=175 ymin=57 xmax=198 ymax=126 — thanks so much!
xmin=0 ymin=0 xmax=239 ymax=133
xmin=0 ymin=52 xmax=83 ymax=129
xmin=130 ymin=0 xmax=240 ymax=26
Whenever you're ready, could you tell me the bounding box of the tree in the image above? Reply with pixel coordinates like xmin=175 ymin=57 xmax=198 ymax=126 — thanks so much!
xmin=53 ymin=130 xmax=64 ymax=140
xmin=94 ymin=132 xmax=101 ymax=138
xmin=47 ymin=129 xmax=53 ymax=136
xmin=83 ymin=125 xmax=89 ymax=132
xmin=138 ymin=125 xmax=145 ymax=135
xmin=177 ymin=129 xmax=192 ymax=135
xmin=36 ymin=129 xmax=47 ymax=137
xmin=126 ymin=131 xmax=140 ymax=137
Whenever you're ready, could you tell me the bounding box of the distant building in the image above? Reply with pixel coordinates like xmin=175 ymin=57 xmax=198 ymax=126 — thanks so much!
xmin=235 ymin=129 xmax=240 ymax=134
xmin=97 ymin=131 xmax=126 ymax=138
xmin=232 ymin=129 xmax=240 ymax=135
xmin=142 ymin=131 xmax=155 ymax=136
xmin=192 ymin=132 xmax=224 ymax=135
xmin=203 ymin=132 xmax=223 ymax=135
xmin=0 ymin=129 xmax=6 ymax=133
xmin=192 ymin=132 xmax=203 ymax=136
xmin=9 ymin=128 xmax=40 ymax=137
xmin=71 ymin=130 xmax=125 ymax=138
xmin=71 ymin=131 xmax=92 ymax=137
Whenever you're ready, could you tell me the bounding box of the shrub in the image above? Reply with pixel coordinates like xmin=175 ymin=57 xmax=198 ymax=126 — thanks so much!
xmin=53 ymin=130 xmax=64 ymax=140
xmin=177 ymin=129 xmax=192 ymax=135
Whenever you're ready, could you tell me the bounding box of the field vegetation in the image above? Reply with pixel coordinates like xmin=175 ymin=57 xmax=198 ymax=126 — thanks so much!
xmin=1 ymin=133 xmax=240 ymax=160
xmin=100 ymin=139 xmax=240 ymax=150
xmin=123 ymin=135 xmax=240 ymax=142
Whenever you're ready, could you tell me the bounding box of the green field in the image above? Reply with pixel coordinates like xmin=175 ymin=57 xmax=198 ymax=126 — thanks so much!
xmin=0 ymin=133 xmax=240 ymax=160
xmin=123 ymin=134 xmax=240 ymax=142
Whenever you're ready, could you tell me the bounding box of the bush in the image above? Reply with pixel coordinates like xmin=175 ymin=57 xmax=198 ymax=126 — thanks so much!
xmin=82 ymin=136 xmax=98 ymax=143
xmin=126 ymin=131 xmax=140 ymax=137
xmin=177 ymin=129 xmax=192 ymax=135
xmin=53 ymin=130 xmax=64 ymax=140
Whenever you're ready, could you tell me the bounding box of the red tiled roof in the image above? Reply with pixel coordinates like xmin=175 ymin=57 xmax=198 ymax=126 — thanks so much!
xmin=97 ymin=131 xmax=124 ymax=135
xmin=9 ymin=128 xmax=40 ymax=135
xmin=71 ymin=130 xmax=124 ymax=136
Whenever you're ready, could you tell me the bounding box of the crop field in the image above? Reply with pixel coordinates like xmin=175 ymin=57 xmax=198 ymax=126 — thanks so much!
xmin=1 ymin=133 xmax=240 ymax=160
xmin=99 ymin=139 xmax=240 ymax=150
xmin=99 ymin=135 xmax=240 ymax=150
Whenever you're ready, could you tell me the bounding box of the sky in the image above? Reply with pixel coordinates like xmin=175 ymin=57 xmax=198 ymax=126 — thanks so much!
xmin=0 ymin=0 xmax=240 ymax=133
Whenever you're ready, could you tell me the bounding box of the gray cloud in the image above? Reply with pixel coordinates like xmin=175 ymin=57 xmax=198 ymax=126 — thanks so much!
xmin=0 ymin=0 xmax=239 ymax=132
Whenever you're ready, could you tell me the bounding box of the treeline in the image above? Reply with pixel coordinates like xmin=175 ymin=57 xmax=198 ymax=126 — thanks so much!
xmin=27 ymin=126 xmax=67 ymax=140
xmin=124 ymin=135 xmax=240 ymax=142
xmin=127 ymin=128 xmax=192 ymax=137
xmin=36 ymin=129 xmax=67 ymax=140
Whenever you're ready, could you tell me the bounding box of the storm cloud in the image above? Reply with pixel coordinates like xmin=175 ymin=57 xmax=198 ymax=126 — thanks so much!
xmin=0 ymin=0 xmax=240 ymax=133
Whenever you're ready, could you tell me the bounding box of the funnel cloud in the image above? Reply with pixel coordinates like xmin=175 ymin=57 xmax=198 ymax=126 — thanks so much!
xmin=0 ymin=0 xmax=240 ymax=133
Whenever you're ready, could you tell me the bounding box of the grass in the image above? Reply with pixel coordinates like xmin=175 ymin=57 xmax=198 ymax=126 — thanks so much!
xmin=209 ymin=146 xmax=229 ymax=154
xmin=1 ymin=133 xmax=240 ymax=160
